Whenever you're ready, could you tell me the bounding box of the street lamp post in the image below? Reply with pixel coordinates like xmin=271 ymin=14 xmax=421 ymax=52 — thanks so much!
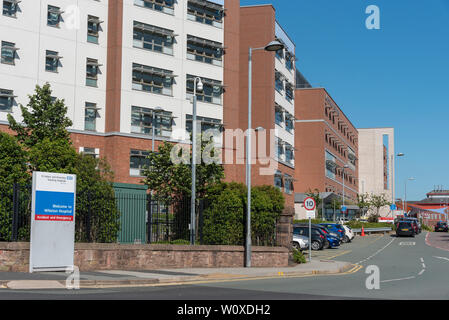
xmin=246 ymin=40 xmax=284 ymax=268
xmin=404 ymin=177 xmax=415 ymax=216
xmin=341 ymin=164 xmax=349 ymax=221
xmin=190 ymin=77 xmax=203 ymax=245
xmin=396 ymin=153 xmax=404 ymax=214
xmin=148 ymin=106 xmax=163 ymax=244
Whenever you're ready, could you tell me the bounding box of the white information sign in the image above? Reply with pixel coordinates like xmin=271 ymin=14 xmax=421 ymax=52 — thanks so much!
xmin=29 ymin=171 xmax=76 ymax=273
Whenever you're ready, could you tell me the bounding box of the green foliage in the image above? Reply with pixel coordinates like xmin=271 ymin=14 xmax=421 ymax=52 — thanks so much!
xmin=7 ymin=83 xmax=72 ymax=149
xmin=202 ymin=183 xmax=284 ymax=245
xmin=3 ymin=83 xmax=120 ymax=243
xmin=422 ymin=224 xmax=433 ymax=232
xmin=292 ymin=248 xmax=307 ymax=264
xmin=294 ymin=219 xmax=334 ymax=224
xmin=142 ymin=140 xmax=224 ymax=204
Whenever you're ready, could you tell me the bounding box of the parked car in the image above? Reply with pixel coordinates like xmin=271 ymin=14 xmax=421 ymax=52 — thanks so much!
xmin=297 ymin=224 xmax=341 ymax=249
xmin=341 ymin=224 xmax=355 ymax=242
xmin=292 ymin=234 xmax=309 ymax=251
xmin=293 ymin=225 xmax=326 ymax=251
xmin=435 ymin=221 xmax=449 ymax=232
xmin=396 ymin=221 xmax=415 ymax=237
xmin=320 ymin=223 xmax=349 ymax=243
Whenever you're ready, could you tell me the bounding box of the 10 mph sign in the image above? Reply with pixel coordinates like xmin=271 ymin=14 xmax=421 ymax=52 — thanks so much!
xmin=304 ymin=197 xmax=316 ymax=218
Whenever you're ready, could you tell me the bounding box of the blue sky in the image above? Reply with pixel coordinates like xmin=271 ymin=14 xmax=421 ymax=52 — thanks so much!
xmin=240 ymin=0 xmax=449 ymax=201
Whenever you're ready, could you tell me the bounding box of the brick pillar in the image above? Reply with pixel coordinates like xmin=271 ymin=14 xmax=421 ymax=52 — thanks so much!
xmin=276 ymin=206 xmax=294 ymax=249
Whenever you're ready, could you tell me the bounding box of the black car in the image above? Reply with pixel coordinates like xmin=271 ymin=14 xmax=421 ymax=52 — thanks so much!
xmin=293 ymin=225 xmax=326 ymax=251
xmin=396 ymin=221 xmax=415 ymax=237
xmin=435 ymin=221 xmax=449 ymax=232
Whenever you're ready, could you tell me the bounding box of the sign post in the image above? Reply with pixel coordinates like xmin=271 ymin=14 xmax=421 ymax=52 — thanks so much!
xmin=29 ymin=172 xmax=76 ymax=273
xmin=304 ymin=197 xmax=316 ymax=262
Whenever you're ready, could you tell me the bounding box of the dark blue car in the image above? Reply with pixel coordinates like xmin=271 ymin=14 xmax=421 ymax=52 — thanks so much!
xmin=325 ymin=234 xmax=341 ymax=248
xmin=320 ymin=223 xmax=348 ymax=242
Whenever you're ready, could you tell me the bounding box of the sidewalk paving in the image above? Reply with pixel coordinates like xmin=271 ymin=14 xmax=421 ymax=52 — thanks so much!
xmin=0 ymin=259 xmax=355 ymax=290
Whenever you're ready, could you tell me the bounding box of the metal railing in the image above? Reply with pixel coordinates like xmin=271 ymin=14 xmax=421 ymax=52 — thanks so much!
xmin=352 ymin=227 xmax=392 ymax=235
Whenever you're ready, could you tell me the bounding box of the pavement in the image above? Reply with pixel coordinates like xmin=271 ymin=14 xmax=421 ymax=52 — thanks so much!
xmin=0 ymin=259 xmax=355 ymax=290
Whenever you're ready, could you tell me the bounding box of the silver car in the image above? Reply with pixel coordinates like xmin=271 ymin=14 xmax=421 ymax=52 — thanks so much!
xmin=292 ymin=234 xmax=309 ymax=251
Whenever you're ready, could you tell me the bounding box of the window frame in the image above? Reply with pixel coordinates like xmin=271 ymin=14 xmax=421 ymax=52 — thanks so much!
xmin=129 ymin=149 xmax=151 ymax=177
xmin=186 ymin=74 xmax=223 ymax=105
xmin=133 ymin=0 xmax=175 ymax=15
xmin=132 ymin=63 xmax=175 ymax=96
xmin=3 ymin=0 xmax=19 ymax=17
xmin=87 ymin=15 xmax=103 ymax=44
xmin=186 ymin=35 xmax=224 ymax=66
xmin=131 ymin=106 xmax=173 ymax=137
xmin=1 ymin=41 xmax=17 ymax=65
xmin=133 ymin=21 xmax=175 ymax=55
xmin=0 ymin=88 xmax=15 ymax=112
xmin=47 ymin=5 xmax=62 ymax=28
xmin=86 ymin=58 xmax=101 ymax=87
xmin=45 ymin=50 xmax=61 ymax=73
xmin=187 ymin=0 xmax=224 ymax=28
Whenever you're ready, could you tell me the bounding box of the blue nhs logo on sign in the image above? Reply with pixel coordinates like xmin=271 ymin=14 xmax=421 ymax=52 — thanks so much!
xmin=67 ymin=176 xmax=73 ymax=181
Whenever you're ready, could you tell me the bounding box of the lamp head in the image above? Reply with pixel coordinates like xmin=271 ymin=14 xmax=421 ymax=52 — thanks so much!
xmin=264 ymin=40 xmax=284 ymax=52
xmin=196 ymin=78 xmax=203 ymax=92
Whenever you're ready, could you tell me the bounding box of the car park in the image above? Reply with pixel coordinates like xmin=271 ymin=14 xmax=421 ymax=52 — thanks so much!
xmin=292 ymin=234 xmax=309 ymax=251
xmin=396 ymin=221 xmax=415 ymax=237
xmin=293 ymin=225 xmax=326 ymax=251
xmin=434 ymin=221 xmax=449 ymax=232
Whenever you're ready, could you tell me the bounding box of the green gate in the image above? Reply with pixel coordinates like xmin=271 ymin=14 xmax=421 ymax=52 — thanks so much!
xmin=113 ymin=183 xmax=148 ymax=244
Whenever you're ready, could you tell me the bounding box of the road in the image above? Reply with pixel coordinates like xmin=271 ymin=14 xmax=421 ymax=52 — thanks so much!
xmin=1 ymin=231 xmax=449 ymax=300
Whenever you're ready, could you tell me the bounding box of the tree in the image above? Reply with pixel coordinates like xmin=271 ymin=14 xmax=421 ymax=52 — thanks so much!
xmin=0 ymin=132 xmax=28 ymax=241
xmin=142 ymin=139 xmax=225 ymax=203
xmin=357 ymin=193 xmax=371 ymax=219
xmin=368 ymin=193 xmax=391 ymax=222
xmin=5 ymin=83 xmax=120 ymax=242
xmin=7 ymin=83 xmax=72 ymax=149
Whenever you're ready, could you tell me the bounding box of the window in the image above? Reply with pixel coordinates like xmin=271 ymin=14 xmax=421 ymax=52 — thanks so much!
xmin=284 ymin=174 xmax=293 ymax=194
xmin=285 ymin=113 xmax=294 ymax=133
xmin=1 ymin=41 xmax=17 ymax=65
xmin=275 ymin=48 xmax=283 ymax=61
xmin=285 ymin=143 xmax=294 ymax=164
xmin=133 ymin=21 xmax=174 ymax=55
xmin=47 ymin=5 xmax=63 ymax=27
xmin=275 ymin=137 xmax=284 ymax=160
xmin=3 ymin=0 xmax=19 ymax=17
xmin=186 ymin=115 xmax=222 ymax=135
xmin=274 ymin=171 xmax=283 ymax=191
xmin=325 ymin=151 xmax=337 ymax=180
xmin=0 ymin=88 xmax=15 ymax=111
xmin=132 ymin=63 xmax=175 ymax=96
xmin=275 ymin=71 xmax=284 ymax=93
xmin=87 ymin=15 xmax=103 ymax=44
xmin=80 ymin=147 xmax=98 ymax=159
xmin=187 ymin=0 xmax=224 ymax=28
xmin=134 ymin=0 xmax=174 ymax=15
xmin=275 ymin=106 xmax=284 ymax=126
xmin=285 ymin=82 xmax=294 ymax=102
xmin=86 ymin=58 xmax=101 ymax=87
xmin=130 ymin=150 xmax=150 ymax=177
xmin=187 ymin=35 xmax=223 ymax=66
xmin=131 ymin=106 xmax=173 ymax=137
xmin=84 ymin=102 xmax=99 ymax=131
xmin=45 ymin=50 xmax=61 ymax=72
xmin=285 ymin=51 xmax=295 ymax=72
xmin=186 ymin=74 xmax=223 ymax=104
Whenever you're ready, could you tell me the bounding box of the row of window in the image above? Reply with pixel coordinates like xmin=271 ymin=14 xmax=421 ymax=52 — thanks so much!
xmin=324 ymin=98 xmax=357 ymax=146
xmin=274 ymin=172 xmax=294 ymax=195
xmin=275 ymin=42 xmax=295 ymax=73
xmin=275 ymin=105 xmax=294 ymax=133
xmin=2 ymin=2 xmax=103 ymax=45
xmin=325 ymin=131 xmax=357 ymax=166
xmin=325 ymin=151 xmax=356 ymax=186
xmin=132 ymin=63 xmax=223 ymax=104
xmin=134 ymin=0 xmax=224 ymax=29
xmin=1 ymin=41 xmax=102 ymax=86
xmin=275 ymin=70 xmax=294 ymax=103
xmin=133 ymin=21 xmax=224 ymax=67
xmin=275 ymin=137 xmax=294 ymax=166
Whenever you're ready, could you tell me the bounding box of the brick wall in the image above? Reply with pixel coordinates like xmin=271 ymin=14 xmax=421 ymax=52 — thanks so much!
xmin=0 ymin=243 xmax=289 ymax=272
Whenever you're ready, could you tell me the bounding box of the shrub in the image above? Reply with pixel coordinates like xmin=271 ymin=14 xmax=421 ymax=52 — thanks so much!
xmin=422 ymin=224 xmax=433 ymax=232
xmin=292 ymin=248 xmax=307 ymax=264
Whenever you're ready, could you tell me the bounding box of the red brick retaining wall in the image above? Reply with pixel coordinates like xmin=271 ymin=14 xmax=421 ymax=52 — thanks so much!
xmin=0 ymin=243 xmax=288 ymax=272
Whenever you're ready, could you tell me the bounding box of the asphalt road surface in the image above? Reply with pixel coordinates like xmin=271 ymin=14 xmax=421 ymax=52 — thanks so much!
xmin=1 ymin=232 xmax=448 ymax=300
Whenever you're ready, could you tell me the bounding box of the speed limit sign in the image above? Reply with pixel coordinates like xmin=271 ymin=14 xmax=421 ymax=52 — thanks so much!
xmin=304 ymin=197 xmax=316 ymax=218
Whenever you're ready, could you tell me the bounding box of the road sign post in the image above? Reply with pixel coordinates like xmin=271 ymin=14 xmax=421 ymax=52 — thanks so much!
xmin=304 ymin=197 xmax=316 ymax=262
